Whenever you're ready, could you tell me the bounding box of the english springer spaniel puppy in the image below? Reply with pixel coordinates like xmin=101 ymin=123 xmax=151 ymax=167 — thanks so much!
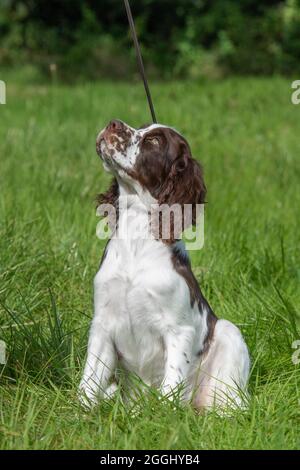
xmin=79 ymin=120 xmax=250 ymax=411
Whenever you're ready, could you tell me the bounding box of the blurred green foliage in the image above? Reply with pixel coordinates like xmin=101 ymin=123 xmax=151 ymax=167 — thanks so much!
xmin=0 ymin=0 xmax=300 ymax=80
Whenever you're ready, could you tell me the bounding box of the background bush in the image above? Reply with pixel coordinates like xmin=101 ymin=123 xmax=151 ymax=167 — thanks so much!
xmin=0 ymin=0 xmax=300 ymax=80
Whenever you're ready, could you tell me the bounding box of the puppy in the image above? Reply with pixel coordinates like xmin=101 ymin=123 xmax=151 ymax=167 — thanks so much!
xmin=79 ymin=120 xmax=250 ymax=410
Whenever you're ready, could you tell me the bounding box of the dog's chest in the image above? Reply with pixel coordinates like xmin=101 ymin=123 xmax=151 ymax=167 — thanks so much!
xmin=94 ymin=237 xmax=185 ymax=382
xmin=93 ymin=205 xmax=192 ymax=382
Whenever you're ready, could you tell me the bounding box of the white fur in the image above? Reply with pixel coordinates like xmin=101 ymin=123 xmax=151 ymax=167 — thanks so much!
xmin=192 ymin=319 xmax=250 ymax=409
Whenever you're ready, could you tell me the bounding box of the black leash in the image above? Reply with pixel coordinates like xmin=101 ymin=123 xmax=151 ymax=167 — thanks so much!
xmin=124 ymin=0 xmax=157 ymax=123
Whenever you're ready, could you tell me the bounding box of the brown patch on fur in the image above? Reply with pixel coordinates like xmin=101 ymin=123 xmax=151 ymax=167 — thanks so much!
xmin=201 ymin=307 xmax=218 ymax=355
xmin=171 ymin=248 xmax=200 ymax=307
xmin=96 ymin=178 xmax=119 ymax=209
xmin=133 ymin=128 xmax=206 ymax=244
xmin=171 ymin=245 xmax=217 ymax=354
xmin=96 ymin=177 xmax=120 ymax=229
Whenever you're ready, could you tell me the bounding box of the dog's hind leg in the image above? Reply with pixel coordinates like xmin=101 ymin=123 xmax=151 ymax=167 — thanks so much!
xmin=193 ymin=319 xmax=250 ymax=411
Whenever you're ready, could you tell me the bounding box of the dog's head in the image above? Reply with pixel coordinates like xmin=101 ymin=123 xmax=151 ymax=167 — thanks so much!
xmin=97 ymin=119 xmax=206 ymax=204
xmin=96 ymin=120 xmax=206 ymax=240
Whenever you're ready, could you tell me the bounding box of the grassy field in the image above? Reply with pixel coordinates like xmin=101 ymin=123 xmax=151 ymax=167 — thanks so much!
xmin=0 ymin=73 xmax=299 ymax=450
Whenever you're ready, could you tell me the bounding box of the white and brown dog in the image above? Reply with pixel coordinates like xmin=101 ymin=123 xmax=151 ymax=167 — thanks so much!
xmin=79 ymin=120 xmax=250 ymax=411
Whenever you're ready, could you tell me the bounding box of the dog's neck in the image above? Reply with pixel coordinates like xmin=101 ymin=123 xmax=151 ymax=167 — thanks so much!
xmin=114 ymin=181 xmax=153 ymax=243
xmin=114 ymin=180 xmax=178 ymax=246
xmin=117 ymin=178 xmax=156 ymax=210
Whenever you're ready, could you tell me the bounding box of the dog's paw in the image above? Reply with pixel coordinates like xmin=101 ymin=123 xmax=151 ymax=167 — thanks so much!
xmin=78 ymin=383 xmax=99 ymax=410
xmin=104 ymin=382 xmax=118 ymax=400
xmin=160 ymin=383 xmax=177 ymax=401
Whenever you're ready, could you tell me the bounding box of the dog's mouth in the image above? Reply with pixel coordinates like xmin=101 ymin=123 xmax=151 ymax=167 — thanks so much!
xmin=96 ymin=137 xmax=106 ymax=157
xmin=96 ymin=127 xmax=107 ymax=154
xmin=96 ymin=136 xmax=115 ymax=167
xmin=96 ymin=137 xmax=128 ymax=174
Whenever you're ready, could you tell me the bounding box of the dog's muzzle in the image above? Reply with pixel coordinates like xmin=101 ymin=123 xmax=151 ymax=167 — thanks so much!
xmin=96 ymin=119 xmax=126 ymax=156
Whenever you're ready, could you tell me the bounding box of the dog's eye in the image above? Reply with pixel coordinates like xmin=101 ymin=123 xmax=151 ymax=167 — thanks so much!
xmin=145 ymin=136 xmax=160 ymax=146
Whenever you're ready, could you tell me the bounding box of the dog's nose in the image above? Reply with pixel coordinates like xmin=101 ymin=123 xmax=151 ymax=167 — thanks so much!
xmin=107 ymin=119 xmax=124 ymax=133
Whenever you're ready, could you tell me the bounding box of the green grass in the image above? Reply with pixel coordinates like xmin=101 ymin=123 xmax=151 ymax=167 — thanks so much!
xmin=0 ymin=73 xmax=300 ymax=449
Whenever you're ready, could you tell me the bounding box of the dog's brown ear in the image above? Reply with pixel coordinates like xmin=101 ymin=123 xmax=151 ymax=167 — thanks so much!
xmin=154 ymin=143 xmax=206 ymax=244
xmin=158 ymin=145 xmax=206 ymax=225
xmin=96 ymin=178 xmax=119 ymax=209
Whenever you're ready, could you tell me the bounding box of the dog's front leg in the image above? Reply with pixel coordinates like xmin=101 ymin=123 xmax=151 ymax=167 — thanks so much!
xmin=161 ymin=326 xmax=195 ymax=399
xmin=79 ymin=320 xmax=116 ymax=408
